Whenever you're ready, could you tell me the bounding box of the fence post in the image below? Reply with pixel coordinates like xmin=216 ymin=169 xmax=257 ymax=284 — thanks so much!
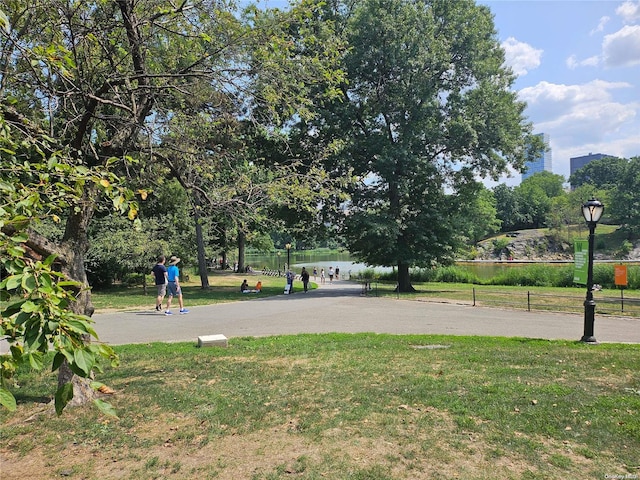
xmin=621 ymin=288 xmax=624 ymax=313
xmin=473 ymin=287 xmax=476 ymax=306
xmin=527 ymin=291 xmax=531 ymax=312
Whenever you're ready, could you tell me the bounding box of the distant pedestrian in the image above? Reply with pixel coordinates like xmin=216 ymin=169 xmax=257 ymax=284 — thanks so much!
xmin=320 ymin=268 xmax=326 ymax=284
xmin=313 ymin=267 xmax=318 ymax=281
xmin=286 ymin=269 xmax=294 ymax=294
xmin=301 ymin=267 xmax=310 ymax=293
xmin=329 ymin=266 xmax=334 ymax=283
xmin=335 ymin=267 xmax=340 ymax=280
xmin=165 ymin=256 xmax=189 ymax=315
xmin=151 ymin=255 xmax=168 ymax=312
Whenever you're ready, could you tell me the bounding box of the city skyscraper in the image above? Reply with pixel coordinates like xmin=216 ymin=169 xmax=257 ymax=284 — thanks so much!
xmin=570 ymin=152 xmax=616 ymax=177
xmin=522 ymin=133 xmax=552 ymax=181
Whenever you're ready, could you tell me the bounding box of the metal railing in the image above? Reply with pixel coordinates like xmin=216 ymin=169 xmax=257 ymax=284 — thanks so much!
xmin=356 ymin=280 xmax=640 ymax=318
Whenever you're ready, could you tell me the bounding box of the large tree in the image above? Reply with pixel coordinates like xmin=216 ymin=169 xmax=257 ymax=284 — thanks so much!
xmin=304 ymin=0 xmax=540 ymax=291
xmin=0 ymin=0 xmax=342 ymax=410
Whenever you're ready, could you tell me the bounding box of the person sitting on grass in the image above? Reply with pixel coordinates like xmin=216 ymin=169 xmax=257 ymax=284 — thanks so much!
xmin=241 ymin=279 xmax=249 ymax=292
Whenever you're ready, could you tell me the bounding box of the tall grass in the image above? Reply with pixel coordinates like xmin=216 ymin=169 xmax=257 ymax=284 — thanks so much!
xmin=371 ymin=264 xmax=640 ymax=289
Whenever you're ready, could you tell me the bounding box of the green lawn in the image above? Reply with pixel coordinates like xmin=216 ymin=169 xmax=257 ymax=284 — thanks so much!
xmin=1 ymin=334 xmax=638 ymax=479
xmin=91 ymin=273 xmax=309 ymax=311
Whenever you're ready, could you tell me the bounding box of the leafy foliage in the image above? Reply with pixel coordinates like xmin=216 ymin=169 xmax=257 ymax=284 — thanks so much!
xmin=0 ymin=114 xmax=121 ymax=413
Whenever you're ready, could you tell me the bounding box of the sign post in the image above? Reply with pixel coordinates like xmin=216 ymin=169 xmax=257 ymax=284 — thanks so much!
xmin=615 ymin=264 xmax=628 ymax=313
xmin=573 ymin=239 xmax=588 ymax=285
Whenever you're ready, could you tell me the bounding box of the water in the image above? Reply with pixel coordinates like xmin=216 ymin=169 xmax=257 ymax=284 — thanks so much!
xmin=244 ymin=251 xmax=393 ymax=278
xmin=245 ymin=252 xmax=574 ymax=281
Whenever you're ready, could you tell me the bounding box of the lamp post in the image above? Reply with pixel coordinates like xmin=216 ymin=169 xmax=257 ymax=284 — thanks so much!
xmin=581 ymin=198 xmax=604 ymax=344
xmin=277 ymin=251 xmax=281 ymax=274
xmin=285 ymin=243 xmax=291 ymax=271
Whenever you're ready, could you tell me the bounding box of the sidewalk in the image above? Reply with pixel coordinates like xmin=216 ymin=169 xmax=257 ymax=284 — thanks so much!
xmin=89 ymin=280 xmax=640 ymax=347
xmin=2 ymin=281 xmax=638 ymax=355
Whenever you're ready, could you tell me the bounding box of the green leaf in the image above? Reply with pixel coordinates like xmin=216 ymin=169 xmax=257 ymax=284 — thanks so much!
xmin=54 ymin=382 xmax=74 ymax=416
xmin=64 ymin=318 xmax=92 ymax=335
xmin=27 ymin=352 xmax=43 ymax=370
xmin=20 ymin=300 xmax=40 ymax=313
xmin=5 ymin=274 xmax=22 ymax=290
xmin=72 ymin=348 xmax=94 ymax=377
xmin=10 ymin=232 xmax=29 ymax=243
xmin=0 ymin=387 xmax=17 ymax=411
xmin=52 ymin=352 xmax=66 ymax=372
xmin=93 ymin=398 xmax=118 ymax=418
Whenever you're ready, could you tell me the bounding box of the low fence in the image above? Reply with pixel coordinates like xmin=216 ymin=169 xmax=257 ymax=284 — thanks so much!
xmin=358 ymin=280 xmax=640 ymax=318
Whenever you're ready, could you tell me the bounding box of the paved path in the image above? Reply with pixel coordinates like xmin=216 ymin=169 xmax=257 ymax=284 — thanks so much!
xmin=89 ymin=281 xmax=640 ymax=346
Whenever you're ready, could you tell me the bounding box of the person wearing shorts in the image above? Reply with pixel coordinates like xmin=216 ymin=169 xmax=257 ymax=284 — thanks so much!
xmin=165 ymin=256 xmax=189 ymax=315
xmin=151 ymin=255 xmax=168 ymax=311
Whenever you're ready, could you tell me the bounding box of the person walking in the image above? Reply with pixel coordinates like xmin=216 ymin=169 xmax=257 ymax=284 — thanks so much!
xmin=286 ymin=269 xmax=294 ymax=294
xmin=165 ymin=256 xmax=189 ymax=315
xmin=151 ymin=255 xmax=168 ymax=312
xmin=300 ymin=267 xmax=310 ymax=293
xmin=320 ymin=268 xmax=326 ymax=284
xmin=329 ymin=266 xmax=334 ymax=283
xmin=313 ymin=267 xmax=318 ymax=281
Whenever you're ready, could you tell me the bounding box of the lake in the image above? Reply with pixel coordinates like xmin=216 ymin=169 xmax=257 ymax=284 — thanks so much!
xmin=244 ymin=252 xmax=574 ymax=281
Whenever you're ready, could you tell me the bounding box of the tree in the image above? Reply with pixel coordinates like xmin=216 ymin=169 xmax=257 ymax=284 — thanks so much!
xmin=515 ymin=171 xmax=566 ymax=229
xmin=1 ymin=0 xmax=343 ymax=410
xmin=569 ymin=156 xmax=626 ymax=190
xmin=306 ymin=0 xmax=540 ymax=291
xmin=457 ymin=185 xmax=502 ymax=245
xmin=609 ymin=157 xmax=640 ymax=235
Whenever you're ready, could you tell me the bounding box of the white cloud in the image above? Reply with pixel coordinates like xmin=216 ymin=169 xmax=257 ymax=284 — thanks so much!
xmin=616 ymin=1 xmax=640 ymax=24
xmin=501 ymin=37 xmax=542 ymax=76
xmin=518 ymin=80 xmax=635 ymax=143
xmin=566 ymin=54 xmax=601 ymax=69
xmin=590 ymin=15 xmax=610 ymax=35
xmin=603 ymin=25 xmax=640 ymax=67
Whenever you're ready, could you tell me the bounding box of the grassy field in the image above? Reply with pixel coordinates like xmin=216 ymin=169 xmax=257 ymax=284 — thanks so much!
xmin=90 ymin=273 xmax=297 ymax=312
xmin=360 ymin=281 xmax=640 ymax=317
xmin=1 ymin=334 xmax=639 ymax=479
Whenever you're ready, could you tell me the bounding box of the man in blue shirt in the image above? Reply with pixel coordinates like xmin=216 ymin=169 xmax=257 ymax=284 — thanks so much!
xmin=165 ymin=256 xmax=189 ymax=315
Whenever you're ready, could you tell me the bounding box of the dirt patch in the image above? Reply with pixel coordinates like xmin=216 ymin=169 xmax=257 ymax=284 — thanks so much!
xmin=1 ymin=405 xmax=550 ymax=479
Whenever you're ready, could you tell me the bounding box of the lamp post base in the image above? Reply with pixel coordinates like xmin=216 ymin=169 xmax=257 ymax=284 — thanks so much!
xmin=580 ymin=335 xmax=598 ymax=344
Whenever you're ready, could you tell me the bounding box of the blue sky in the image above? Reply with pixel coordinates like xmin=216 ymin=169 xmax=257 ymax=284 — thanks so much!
xmin=255 ymin=0 xmax=640 ymax=186
xmin=482 ymin=0 xmax=640 ymax=186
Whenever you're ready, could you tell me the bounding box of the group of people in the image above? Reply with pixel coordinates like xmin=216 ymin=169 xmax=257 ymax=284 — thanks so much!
xmin=151 ymin=255 xmax=189 ymax=316
xmin=241 ymin=279 xmax=262 ymax=293
xmin=152 ymin=256 xmax=342 ymax=311
xmin=311 ymin=266 xmax=340 ymax=285
xmin=286 ymin=265 xmax=341 ymax=293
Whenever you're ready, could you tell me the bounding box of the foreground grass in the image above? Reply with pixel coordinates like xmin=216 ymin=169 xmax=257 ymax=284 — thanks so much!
xmin=2 ymin=334 xmax=639 ymax=479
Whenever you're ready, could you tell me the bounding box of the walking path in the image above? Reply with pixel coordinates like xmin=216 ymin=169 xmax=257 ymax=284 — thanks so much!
xmin=2 ymin=281 xmax=637 ymax=355
xmin=89 ymin=280 xmax=640 ymax=346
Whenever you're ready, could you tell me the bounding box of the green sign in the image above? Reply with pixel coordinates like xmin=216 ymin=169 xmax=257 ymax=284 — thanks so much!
xmin=574 ymin=239 xmax=588 ymax=285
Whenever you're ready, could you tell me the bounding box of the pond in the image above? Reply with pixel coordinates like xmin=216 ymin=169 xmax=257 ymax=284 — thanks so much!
xmin=244 ymin=252 xmax=573 ymax=281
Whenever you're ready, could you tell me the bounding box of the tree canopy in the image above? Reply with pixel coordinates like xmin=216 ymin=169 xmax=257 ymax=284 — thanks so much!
xmin=296 ymin=0 xmax=540 ymax=290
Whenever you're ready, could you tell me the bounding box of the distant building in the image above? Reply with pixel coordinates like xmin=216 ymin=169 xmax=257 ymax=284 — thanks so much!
xmin=569 ymin=152 xmax=616 ymax=177
xmin=522 ymin=133 xmax=552 ymax=181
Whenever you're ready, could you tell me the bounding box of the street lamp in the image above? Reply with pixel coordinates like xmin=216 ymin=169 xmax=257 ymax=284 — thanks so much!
xmin=285 ymin=243 xmax=291 ymax=271
xmin=581 ymin=197 xmax=604 ymax=344
xmin=277 ymin=251 xmax=281 ymax=274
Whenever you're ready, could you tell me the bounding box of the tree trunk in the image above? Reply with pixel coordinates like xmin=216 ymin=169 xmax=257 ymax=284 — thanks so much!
xmin=397 ymin=262 xmax=415 ymax=292
xmin=237 ymin=231 xmax=246 ymax=273
xmin=57 ymin=187 xmax=98 ymax=406
xmin=194 ymin=209 xmax=210 ymax=288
